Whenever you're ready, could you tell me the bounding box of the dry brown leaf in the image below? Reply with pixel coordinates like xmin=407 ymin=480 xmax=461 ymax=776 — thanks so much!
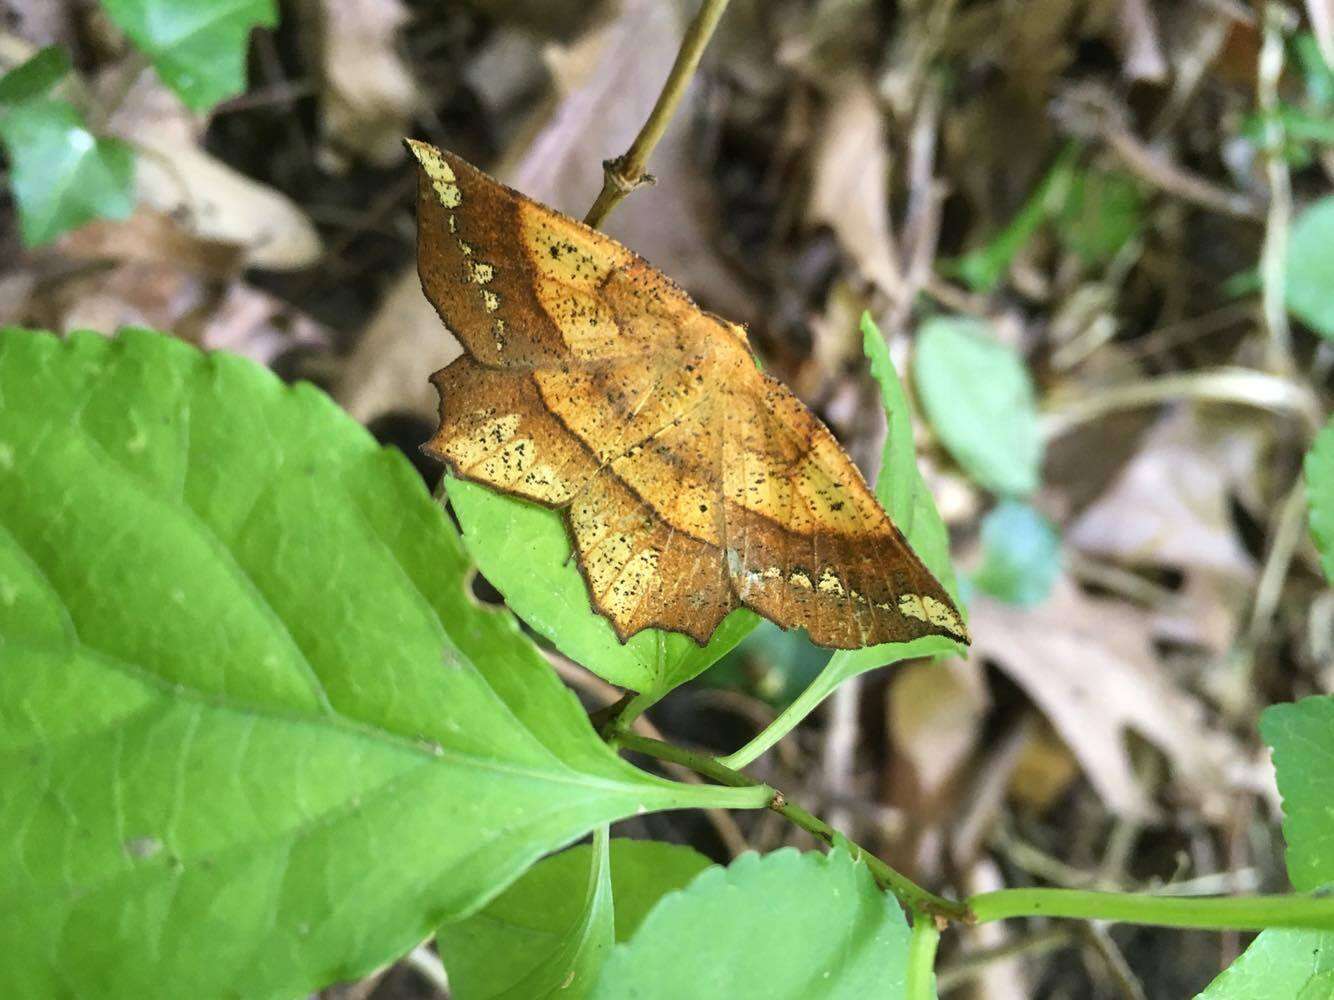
xmin=1068 ymin=407 xmax=1264 ymax=579
xmin=806 ymin=74 xmax=900 ymax=297
xmin=106 ymin=74 xmax=322 ymax=271
xmin=1068 ymin=407 xmax=1265 ymax=654
xmin=44 ymin=262 xmax=209 ymax=336
xmin=337 ymin=267 xmax=462 ymax=423
xmin=888 ymin=658 xmax=988 ymax=801
xmin=506 ymin=0 xmax=755 ymax=321
xmin=297 ymin=0 xmax=420 ymax=170
xmin=970 ymin=575 xmax=1242 ymax=819
xmin=1007 ymin=721 xmax=1081 ymax=811
xmin=57 ymin=207 xmax=245 ymax=279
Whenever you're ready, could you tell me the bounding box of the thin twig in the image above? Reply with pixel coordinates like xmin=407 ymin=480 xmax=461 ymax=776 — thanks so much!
xmin=1040 ymin=367 xmax=1323 ymax=440
xmin=936 ymin=926 xmax=1078 ymax=991
xmin=583 ymin=0 xmax=731 ymax=228
xmin=1258 ymin=1 xmax=1295 ymax=373
xmin=1079 ymin=924 xmax=1148 ymax=1000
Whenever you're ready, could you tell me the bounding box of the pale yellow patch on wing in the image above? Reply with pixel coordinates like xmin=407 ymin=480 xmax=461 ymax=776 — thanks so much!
xmin=789 ymin=570 xmax=813 ymax=589
xmin=481 ymin=289 xmax=500 ymax=312
xmin=923 ymin=596 xmax=967 ymax=639
xmin=478 ymin=436 xmax=533 ymax=480
xmin=897 ymin=594 xmax=928 ymax=623
xmin=406 ymin=141 xmax=462 ymax=207
xmin=442 ymin=413 xmax=519 ymax=469
xmin=518 ymin=463 xmax=572 ymax=503
xmin=817 ymin=567 xmax=845 ymax=596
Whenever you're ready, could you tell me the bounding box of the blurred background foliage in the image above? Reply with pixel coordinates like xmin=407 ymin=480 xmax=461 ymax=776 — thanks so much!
xmin=1 ymin=0 xmax=1332 ymax=996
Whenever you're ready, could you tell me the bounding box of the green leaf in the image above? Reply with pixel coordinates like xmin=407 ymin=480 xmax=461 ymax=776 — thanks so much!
xmin=1288 ymin=197 xmax=1334 ymax=341
xmin=446 ymin=478 xmax=757 ymax=700
xmin=1200 ymin=930 xmax=1334 ymax=1000
xmin=439 ymin=837 xmax=712 ymax=999
xmin=1055 ymin=168 xmax=1143 ymax=265
xmin=1199 ymin=695 xmax=1334 ymax=999
xmin=1307 ymin=417 xmax=1334 ymax=584
xmin=1261 ymin=697 xmax=1334 ymax=892
xmin=0 ymin=99 xmax=134 ymax=246
xmin=913 ymin=315 xmax=1043 ymax=497
xmin=0 ymin=327 xmax=768 ymax=1000
xmin=588 ymin=847 xmax=912 ymax=999
xmin=0 ymin=45 xmax=72 ymax=107
xmin=948 ymin=143 xmax=1079 ymax=292
xmin=721 ymin=314 xmax=963 ymax=769
xmin=99 ymin=0 xmax=278 ymax=111
xmin=972 ymin=500 xmax=1061 ymax=607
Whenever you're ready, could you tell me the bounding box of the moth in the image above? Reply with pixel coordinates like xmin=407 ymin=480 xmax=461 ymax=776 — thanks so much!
xmin=407 ymin=140 xmax=967 ymax=650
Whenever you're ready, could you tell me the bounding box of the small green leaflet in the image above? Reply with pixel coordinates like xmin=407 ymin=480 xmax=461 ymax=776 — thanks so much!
xmin=1307 ymin=417 xmax=1334 ymax=583
xmin=972 ymin=500 xmax=1061 ymax=607
xmin=0 ymin=45 xmax=72 ymax=107
xmin=913 ymin=315 xmax=1043 ymax=497
xmin=1287 ymin=197 xmax=1334 ymax=341
xmin=439 ymin=837 xmax=713 ymax=999
xmin=0 ymin=46 xmax=135 ymax=245
xmin=588 ymin=847 xmax=913 ymax=999
xmin=1199 ymin=696 xmax=1334 ymax=999
xmin=99 ymin=0 xmax=278 ymax=110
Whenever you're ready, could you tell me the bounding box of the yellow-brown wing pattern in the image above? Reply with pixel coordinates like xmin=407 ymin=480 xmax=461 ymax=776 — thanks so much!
xmin=409 ymin=139 xmax=968 ymax=649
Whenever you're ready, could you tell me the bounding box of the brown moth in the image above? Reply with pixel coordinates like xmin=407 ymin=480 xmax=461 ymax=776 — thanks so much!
xmin=407 ymin=140 xmax=967 ymax=650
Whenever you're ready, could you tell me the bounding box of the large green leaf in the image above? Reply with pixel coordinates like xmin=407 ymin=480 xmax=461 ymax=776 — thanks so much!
xmin=1288 ymin=197 xmax=1334 ymax=341
xmin=913 ymin=315 xmax=1042 ymax=497
xmin=1307 ymin=417 xmax=1334 ymax=584
xmin=439 ymin=837 xmax=713 ymax=999
xmin=1199 ymin=696 xmax=1334 ymax=999
xmin=0 ymin=328 xmax=767 ymax=1000
xmin=588 ymin=847 xmax=912 ymax=999
xmin=446 ymin=484 xmax=758 ymax=700
xmin=99 ymin=0 xmax=277 ymax=111
xmin=722 ymin=314 xmax=963 ymax=768
xmin=0 ymin=98 xmax=134 ymax=246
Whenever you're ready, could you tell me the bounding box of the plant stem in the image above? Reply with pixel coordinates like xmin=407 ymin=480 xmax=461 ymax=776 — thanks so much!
xmin=582 ymin=0 xmax=731 ymax=228
xmin=905 ymin=914 xmax=942 ymax=1000
xmin=617 ymin=732 xmax=1334 ymax=935
xmin=1257 ymin=0 xmax=1294 ymax=374
xmin=614 ymin=730 xmax=972 ymax=923
xmin=968 ymin=887 xmax=1334 ymax=930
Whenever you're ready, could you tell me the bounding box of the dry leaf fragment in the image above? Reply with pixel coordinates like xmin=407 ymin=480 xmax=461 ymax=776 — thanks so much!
xmin=106 ymin=74 xmax=322 ymax=271
xmin=298 ymin=0 xmax=420 ymax=170
xmin=970 ymin=575 xmax=1241 ymax=819
xmin=806 ymin=74 xmax=900 ymax=297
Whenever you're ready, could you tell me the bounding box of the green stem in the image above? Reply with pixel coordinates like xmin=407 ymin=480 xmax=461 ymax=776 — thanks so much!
xmin=968 ymin=887 xmax=1334 ymax=931
xmin=905 ymin=914 xmax=941 ymax=1000
xmin=615 ymin=731 xmax=971 ymax=923
xmin=583 ymin=0 xmax=731 ymax=228
xmin=718 ymin=660 xmax=841 ymax=769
